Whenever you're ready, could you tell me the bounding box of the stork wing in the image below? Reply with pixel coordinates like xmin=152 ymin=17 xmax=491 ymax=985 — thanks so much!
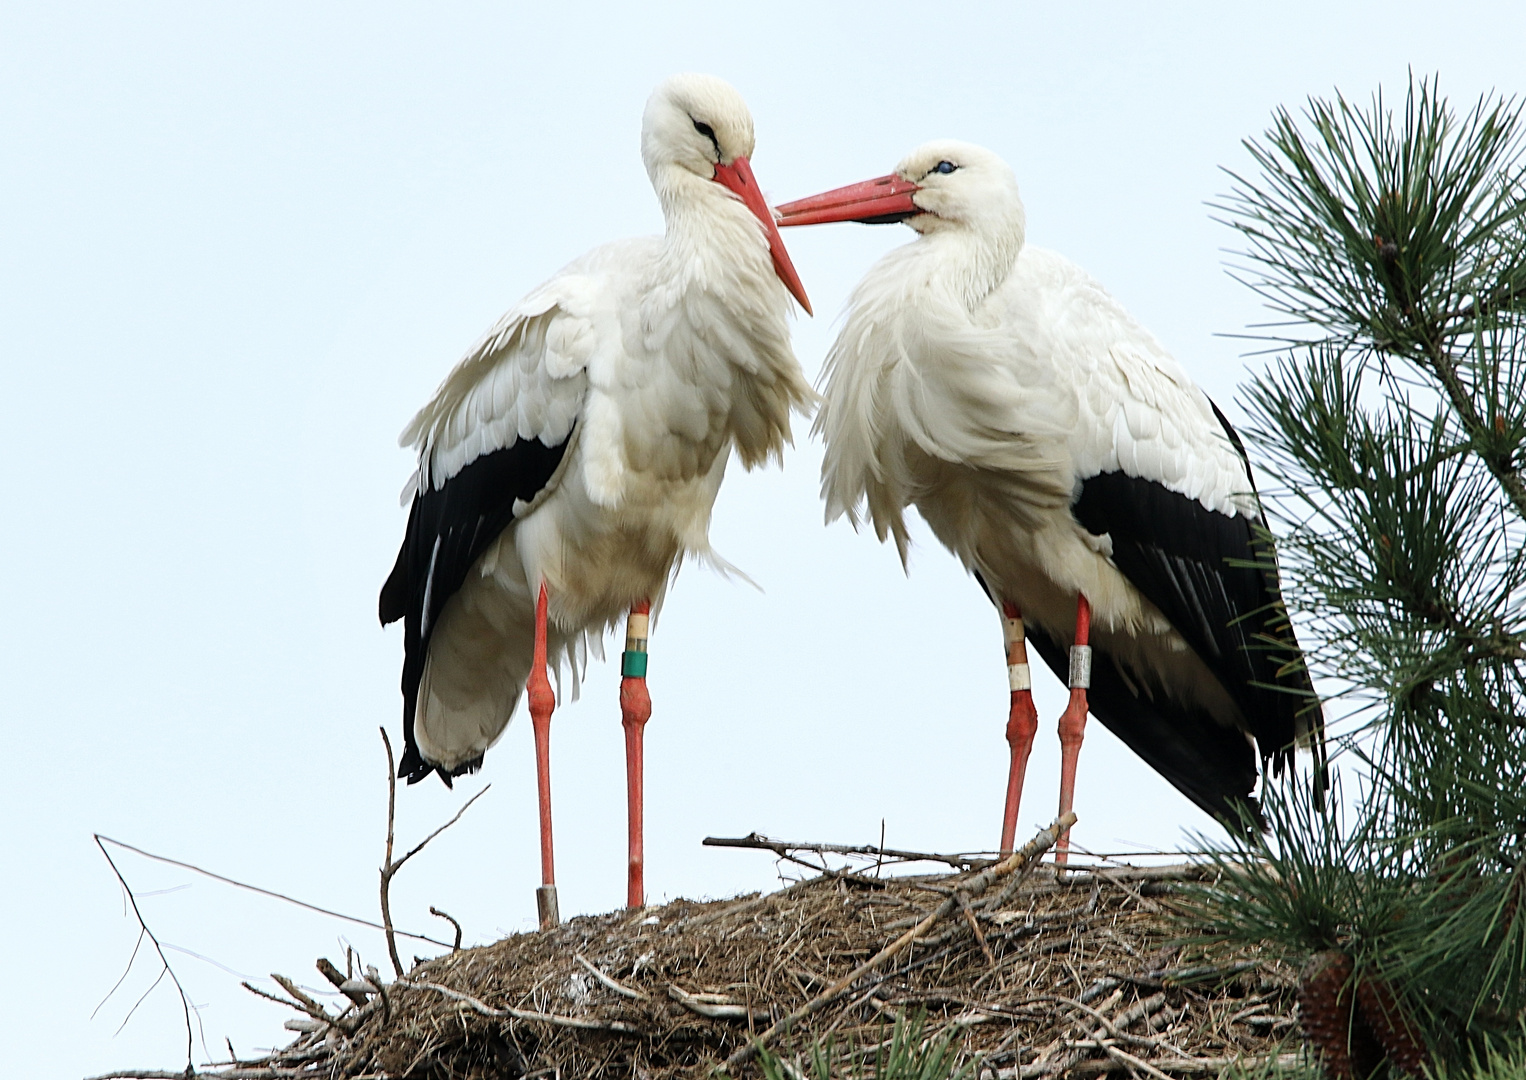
xmin=1066 ymin=331 xmax=1319 ymax=774
xmin=379 ymin=272 xmax=599 ymax=783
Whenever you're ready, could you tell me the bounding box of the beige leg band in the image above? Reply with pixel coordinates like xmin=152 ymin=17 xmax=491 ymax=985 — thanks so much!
xmin=625 ymin=611 xmax=650 ymax=655
xmin=1003 ymin=612 xmax=1031 ymax=692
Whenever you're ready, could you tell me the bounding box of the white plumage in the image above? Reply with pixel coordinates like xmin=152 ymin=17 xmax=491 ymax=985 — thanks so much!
xmin=780 ymin=140 xmax=1320 ymax=829
xmin=380 ymin=74 xmax=811 ymax=910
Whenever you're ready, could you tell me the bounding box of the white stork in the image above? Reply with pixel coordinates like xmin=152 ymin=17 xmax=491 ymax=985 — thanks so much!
xmin=380 ymin=74 xmax=813 ymax=924
xmin=777 ymin=141 xmax=1323 ymax=858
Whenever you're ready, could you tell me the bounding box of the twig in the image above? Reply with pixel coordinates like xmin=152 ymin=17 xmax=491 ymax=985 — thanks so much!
xmin=91 ymin=929 xmax=146 ymax=1020
xmin=92 ymin=835 xmax=197 ymax=1071
xmin=368 ymin=965 xmax=391 ymax=1027
xmin=377 ymin=727 xmax=489 ymax=975
xmin=670 ymin=892 xmax=768 ymax=931
xmin=430 ymin=906 xmax=463 ymax=951
xmin=269 ymin=972 xmax=351 ymax=1032
xmin=668 ymin=985 xmax=767 ymax=1020
xmin=380 ymin=727 xmax=403 ymax=977
xmin=1097 ymin=1044 xmax=1178 ymax=1080
xmin=724 ymin=812 xmax=1075 ymax=1071
xmin=1048 ymin=993 xmax=1172 ymax=1046
xmin=958 ymin=891 xmax=997 ymax=967
xmin=575 ymin=954 xmax=647 ymax=1000
xmin=1032 ymin=992 xmax=1179 ymax=1077
xmin=1026 ymin=988 xmax=1123 ymax=1076
xmin=395 ymin=977 xmax=643 ymax=1033
xmin=93 ymin=835 xmax=453 ymax=948
xmin=318 ymin=957 xmax=369 ymax=1007
xmin=241 ymin=979 xmax=308 ymax=1012
xmin=703 ymin=833 xmax=984 ymax=870
xmin=1034 ymin=1053 xmax=1304 ymax=1077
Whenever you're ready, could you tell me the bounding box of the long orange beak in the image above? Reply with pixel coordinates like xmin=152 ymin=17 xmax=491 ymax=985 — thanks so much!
xmin=776 ymin=174 xmax=921 ymax=227
xmin=712 ymin=155 xmax=812 ymax=316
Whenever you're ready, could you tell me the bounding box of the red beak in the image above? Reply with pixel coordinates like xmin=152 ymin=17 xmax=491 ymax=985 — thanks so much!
xmin=775 ymin=174 xmax=921 ymax=227
xmin=712 ymin=155 xmax=812 ymax=316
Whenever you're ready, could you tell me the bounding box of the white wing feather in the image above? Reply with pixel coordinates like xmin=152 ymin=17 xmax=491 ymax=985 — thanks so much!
xmin=399 ymin=253 xmax=614 ymax=495
xmin=818 ymin=243 xmax=1261 ymax=568
xmin=1005 ymin=248 xmax=1259 ymax=519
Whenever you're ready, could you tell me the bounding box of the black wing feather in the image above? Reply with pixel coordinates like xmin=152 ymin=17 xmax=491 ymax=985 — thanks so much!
xmin=1023 ymin=621 xmax=1265 ymax=828
xmin=1070 ymin=403 xmax=1320 ymax=782
xmin=380 ymin=435 xmax=571 ymax=785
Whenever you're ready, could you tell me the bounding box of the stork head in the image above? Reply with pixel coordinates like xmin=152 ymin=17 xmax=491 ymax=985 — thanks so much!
xmin=777 ymin=139 xmax=1026 ymax=247
xmin=642 ymin=73 xmax=810 ymax=314
xmin=641 ymin=73 xmax=756 ymax=181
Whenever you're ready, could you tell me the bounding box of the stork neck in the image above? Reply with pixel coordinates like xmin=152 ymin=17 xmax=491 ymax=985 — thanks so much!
xmin=921 ymin=223 xmax=1023 ymax=311
xmin=650 ymin=167 xmax=772 ymax=302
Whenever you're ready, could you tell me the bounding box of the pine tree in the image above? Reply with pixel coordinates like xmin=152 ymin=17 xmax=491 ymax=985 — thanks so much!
xmin=1186 ymin=76 xmax=1526 ymax=1077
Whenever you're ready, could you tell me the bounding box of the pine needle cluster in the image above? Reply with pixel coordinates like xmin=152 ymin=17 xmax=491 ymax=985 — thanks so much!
xmin=1185 ymin=76 xmax=1526 ymax=1077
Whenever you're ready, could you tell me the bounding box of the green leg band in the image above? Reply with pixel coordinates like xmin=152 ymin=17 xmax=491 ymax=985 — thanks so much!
xmin=621 ymin=651 xmax=648 ymax=678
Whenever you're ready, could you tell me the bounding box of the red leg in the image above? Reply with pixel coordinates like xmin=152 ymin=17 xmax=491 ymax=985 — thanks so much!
xmin=527 ymin=583 xmax=559 ymax=928
xmin=1055 ymin=594 xmax=1092 ymax=866
xmin=620 ymin=600 xmax=652 ymax=909
xmin=1000 ymin=601 xmax=1039 ymax=854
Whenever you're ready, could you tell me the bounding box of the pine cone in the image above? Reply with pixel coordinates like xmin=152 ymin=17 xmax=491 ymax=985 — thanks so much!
xmin=1298 ymin=951 xmax=1357 ymax=1080
xmin=1355 ymin=976 xmax=1427 ymax=1077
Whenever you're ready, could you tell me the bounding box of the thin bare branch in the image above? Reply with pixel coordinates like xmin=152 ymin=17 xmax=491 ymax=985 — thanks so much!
xmin=92 ymin=835 xmax=196 ymax=1070
xmin=575 ymin=953 xmax=648 ymax=1000
xmin=396 ymin=977 xmax=643 ymax=1033
xmin=396 ymin=786 xmax=489 ymax=871
xmin=430 ymin=906 xmax=463 ymax=951
xmin=93 ymin=834 xmax=452 ymax=948
xmin=702 ymin=832 xmax=987 ymax=870
xmin=380 ymin=727 xmax=403 ymax=977
xmin=377 ymin=727 xmax=489 ymax=975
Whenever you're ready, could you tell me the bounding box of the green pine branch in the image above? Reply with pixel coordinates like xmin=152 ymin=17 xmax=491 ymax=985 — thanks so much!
xmin=1190 ymin=74 xmax=1526 ymax=1076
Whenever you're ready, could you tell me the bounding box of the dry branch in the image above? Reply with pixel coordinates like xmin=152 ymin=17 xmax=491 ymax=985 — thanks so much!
xmin=377 ymin=726 xmax=487 ymax=975
xmin=318 ymin=957 xmax=369 ymax=1008
xmin=92 ymin=835 xmax=197 ymax=1072
xmin=576 ymin=953 xmax=648 ymax=1000
xmin=703 ymin=833 xmax=988 ymax=870
xmin=396 ymin=977 xmax=643 ymax=1033
xmin=93 ymin=835 xmax=452 ymax=948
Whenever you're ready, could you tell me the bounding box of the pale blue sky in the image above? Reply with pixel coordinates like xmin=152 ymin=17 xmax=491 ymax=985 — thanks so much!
xmin=3 ymin=3 xmax=1522 ymax=1076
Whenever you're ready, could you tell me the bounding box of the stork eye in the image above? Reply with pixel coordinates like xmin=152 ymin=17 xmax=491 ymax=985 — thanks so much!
xmin=933 ymin=160 xmax=958 ymax=175
xmin=691 ymin=117 xmax=722 ymax=158
xmin=691 ymin=117 xmax=722 ymax=157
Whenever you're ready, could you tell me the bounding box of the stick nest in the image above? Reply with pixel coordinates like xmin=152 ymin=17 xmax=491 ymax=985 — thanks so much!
xmin=185 ymin=860 xmax=1303 ymax=1080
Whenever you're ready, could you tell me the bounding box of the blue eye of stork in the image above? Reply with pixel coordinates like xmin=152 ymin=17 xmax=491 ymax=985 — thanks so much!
xmin=933 ymin=160 xmax=958 ymax=175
